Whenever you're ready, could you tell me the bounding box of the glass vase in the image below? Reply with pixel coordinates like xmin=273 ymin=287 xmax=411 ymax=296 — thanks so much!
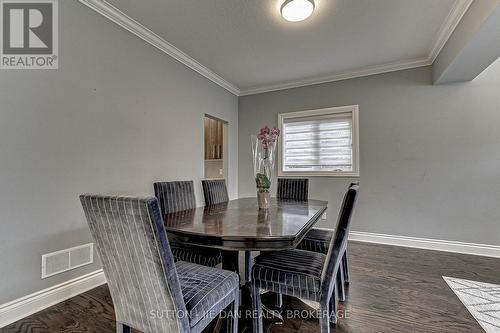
xmin=251 ymin=135 xmax=277 ymax=209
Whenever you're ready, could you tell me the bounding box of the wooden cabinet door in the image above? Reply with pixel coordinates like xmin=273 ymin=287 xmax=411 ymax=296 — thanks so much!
xmin=204 ymin=118 xmax=224 ymax=160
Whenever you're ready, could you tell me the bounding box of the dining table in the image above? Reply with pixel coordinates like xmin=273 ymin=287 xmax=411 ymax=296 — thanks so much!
xmin=163 ymin=197 xmax=328 ymax=329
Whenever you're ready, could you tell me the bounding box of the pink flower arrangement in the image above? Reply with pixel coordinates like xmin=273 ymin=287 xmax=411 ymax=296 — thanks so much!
xmin=257 ymin=126 xmax=280 ymax=149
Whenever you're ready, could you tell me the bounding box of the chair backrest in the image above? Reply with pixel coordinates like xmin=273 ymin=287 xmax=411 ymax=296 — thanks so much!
xmin=202 ymin=179 xmax=229 ymax=205
xmin=321 ymin=183 xmax=359 ymax=299
xmin=80 ymin=195 xmax=189 ymax=333
xmin=154 ymin=181 xmax=196 ymax=215
xmin=277 ymin=178 xmax=309 ymax=201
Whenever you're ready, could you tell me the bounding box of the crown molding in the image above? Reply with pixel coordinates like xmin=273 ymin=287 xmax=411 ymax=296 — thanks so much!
xmin=428 ymin=0 xmax=474 ymax=62
xmin=239 ymin=57 xmax=432 ymax=96
xmin=79 ymin=0 xmax=472 ymax=97
xmin=239 ymin=0 xmax=473 ymax=96
xmin=78 ymin=0 xmax=241 ymax=96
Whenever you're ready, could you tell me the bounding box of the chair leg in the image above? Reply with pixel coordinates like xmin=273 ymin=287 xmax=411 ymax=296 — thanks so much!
xmin=116 ymin=323 xmax=131 ymax=333
xmin=227 ymin=289 xmax=240 ymax=333
xmin=329 ymin=283 xmax=338 ymax=325
xmin=337 ymin=265 xmax=346 ymax=302
xmin=343 ymin=250 xmax=350 ymax=284
xmin=252 ymin=282 xmax=263 ymax=333
xmin=276 ymin=293 xmax=283 ymax=308
xmin=320 ymin=301 xmax=332 ymax=333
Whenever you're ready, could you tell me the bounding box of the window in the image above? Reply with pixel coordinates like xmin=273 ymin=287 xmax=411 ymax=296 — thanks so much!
xmin=278 ymin=105 xmax=359 ymax=177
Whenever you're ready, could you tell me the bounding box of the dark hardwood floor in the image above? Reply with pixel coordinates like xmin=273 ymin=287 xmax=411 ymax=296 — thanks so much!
xmin=3 ymin=241 xmax=500 ymax=333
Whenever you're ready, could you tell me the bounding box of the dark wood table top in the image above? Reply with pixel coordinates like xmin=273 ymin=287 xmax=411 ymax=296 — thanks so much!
xmin=164 ymin=197 xmax=328 ymax=251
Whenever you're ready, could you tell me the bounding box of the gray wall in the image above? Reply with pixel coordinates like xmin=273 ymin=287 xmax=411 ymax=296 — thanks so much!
xmin=0 ymin=1 xmax=238 ymax=303
xmin=239 ymin=64 xmax=500 ymax=246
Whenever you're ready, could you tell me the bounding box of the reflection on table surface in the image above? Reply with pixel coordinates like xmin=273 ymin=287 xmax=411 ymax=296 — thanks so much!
xmin=164 ymin=197 xmax=328 ymax=239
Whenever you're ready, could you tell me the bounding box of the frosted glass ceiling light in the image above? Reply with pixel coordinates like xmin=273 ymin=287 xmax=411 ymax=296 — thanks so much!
xmin=281 ymin=0 xmax=315 ymax=22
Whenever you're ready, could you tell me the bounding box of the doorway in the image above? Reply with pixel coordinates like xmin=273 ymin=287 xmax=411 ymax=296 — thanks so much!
xmin=204 ymin=115 xmax=228 ymax=181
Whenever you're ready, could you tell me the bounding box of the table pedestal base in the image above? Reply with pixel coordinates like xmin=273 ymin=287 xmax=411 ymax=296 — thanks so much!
xmin=213 ymin=250 xmax=284 ymax=332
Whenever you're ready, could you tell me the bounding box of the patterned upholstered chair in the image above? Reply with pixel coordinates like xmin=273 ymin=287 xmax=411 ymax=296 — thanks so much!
xmin=80 ymin=195 xmax=240 ymax=333
xmin=251 ymin=184 xmax=359 ymax=333
xmin=154 ymin=181 xmax=222 ymax=267
xmin=202 ymin=179 xmax=229 ymax=205
xmin=275 ymin=178 xmax=310 ymax=306
xmin=277 ymin=178 xmax=309 ymax=201
xmin=298 ymin=230 xmax=351 ymax=292
xmin=297 ymin=184 xmax=358 ymax=299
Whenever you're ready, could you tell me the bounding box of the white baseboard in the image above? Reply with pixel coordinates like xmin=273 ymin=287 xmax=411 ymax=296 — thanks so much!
xmin=0 ymin=269 xmax=106 ymax=328
xmin=312 ymin=227 xmax=500 ymax=258
xmin=348 ymin=230 xmax=500 ymax=258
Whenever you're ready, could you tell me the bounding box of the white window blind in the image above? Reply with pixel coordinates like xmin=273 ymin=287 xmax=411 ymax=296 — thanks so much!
xmin=278 ymin=106 xmax=359 ymax=177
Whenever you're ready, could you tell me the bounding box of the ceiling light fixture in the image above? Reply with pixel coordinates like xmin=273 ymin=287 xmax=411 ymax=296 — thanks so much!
xmin=280 ymin=0 xmax=315 ymax=22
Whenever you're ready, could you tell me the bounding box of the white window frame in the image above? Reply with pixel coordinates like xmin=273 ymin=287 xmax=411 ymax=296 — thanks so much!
xmin=278 ymin=105 xmax=360 ymax=177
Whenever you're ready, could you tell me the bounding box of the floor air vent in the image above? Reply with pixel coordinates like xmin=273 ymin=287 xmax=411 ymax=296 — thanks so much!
xmin=42 ymin=243 xmax=94 ymax=279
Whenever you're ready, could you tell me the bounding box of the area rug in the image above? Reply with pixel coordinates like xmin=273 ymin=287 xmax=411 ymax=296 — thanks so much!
xmin=443 ymin=276 xmax=500 ymax=332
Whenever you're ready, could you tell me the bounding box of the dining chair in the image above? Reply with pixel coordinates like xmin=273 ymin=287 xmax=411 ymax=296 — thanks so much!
xmin=298 ymin=229 xmax=351 ymax=293
xmin=275 ymin=178 xmax=310 ymax=307
xmin=276 ymin=178 xmax=309 ymax=201
xmin=297 ymin=183 xmax=360 ymax=298
xmin=251 ymin=183 xmax=359 ymax=333
xmin=80 ymin=194 xmax=240 ymax=333
xmin=202 ymin=179 xmax=229 ymax=205
xmin=154 ymin=181 xmax=223 ymax=267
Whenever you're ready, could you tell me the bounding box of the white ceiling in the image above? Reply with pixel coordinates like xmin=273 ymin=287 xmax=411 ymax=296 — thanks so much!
xmin=84 ymin=0 xmax=472 ymax=95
